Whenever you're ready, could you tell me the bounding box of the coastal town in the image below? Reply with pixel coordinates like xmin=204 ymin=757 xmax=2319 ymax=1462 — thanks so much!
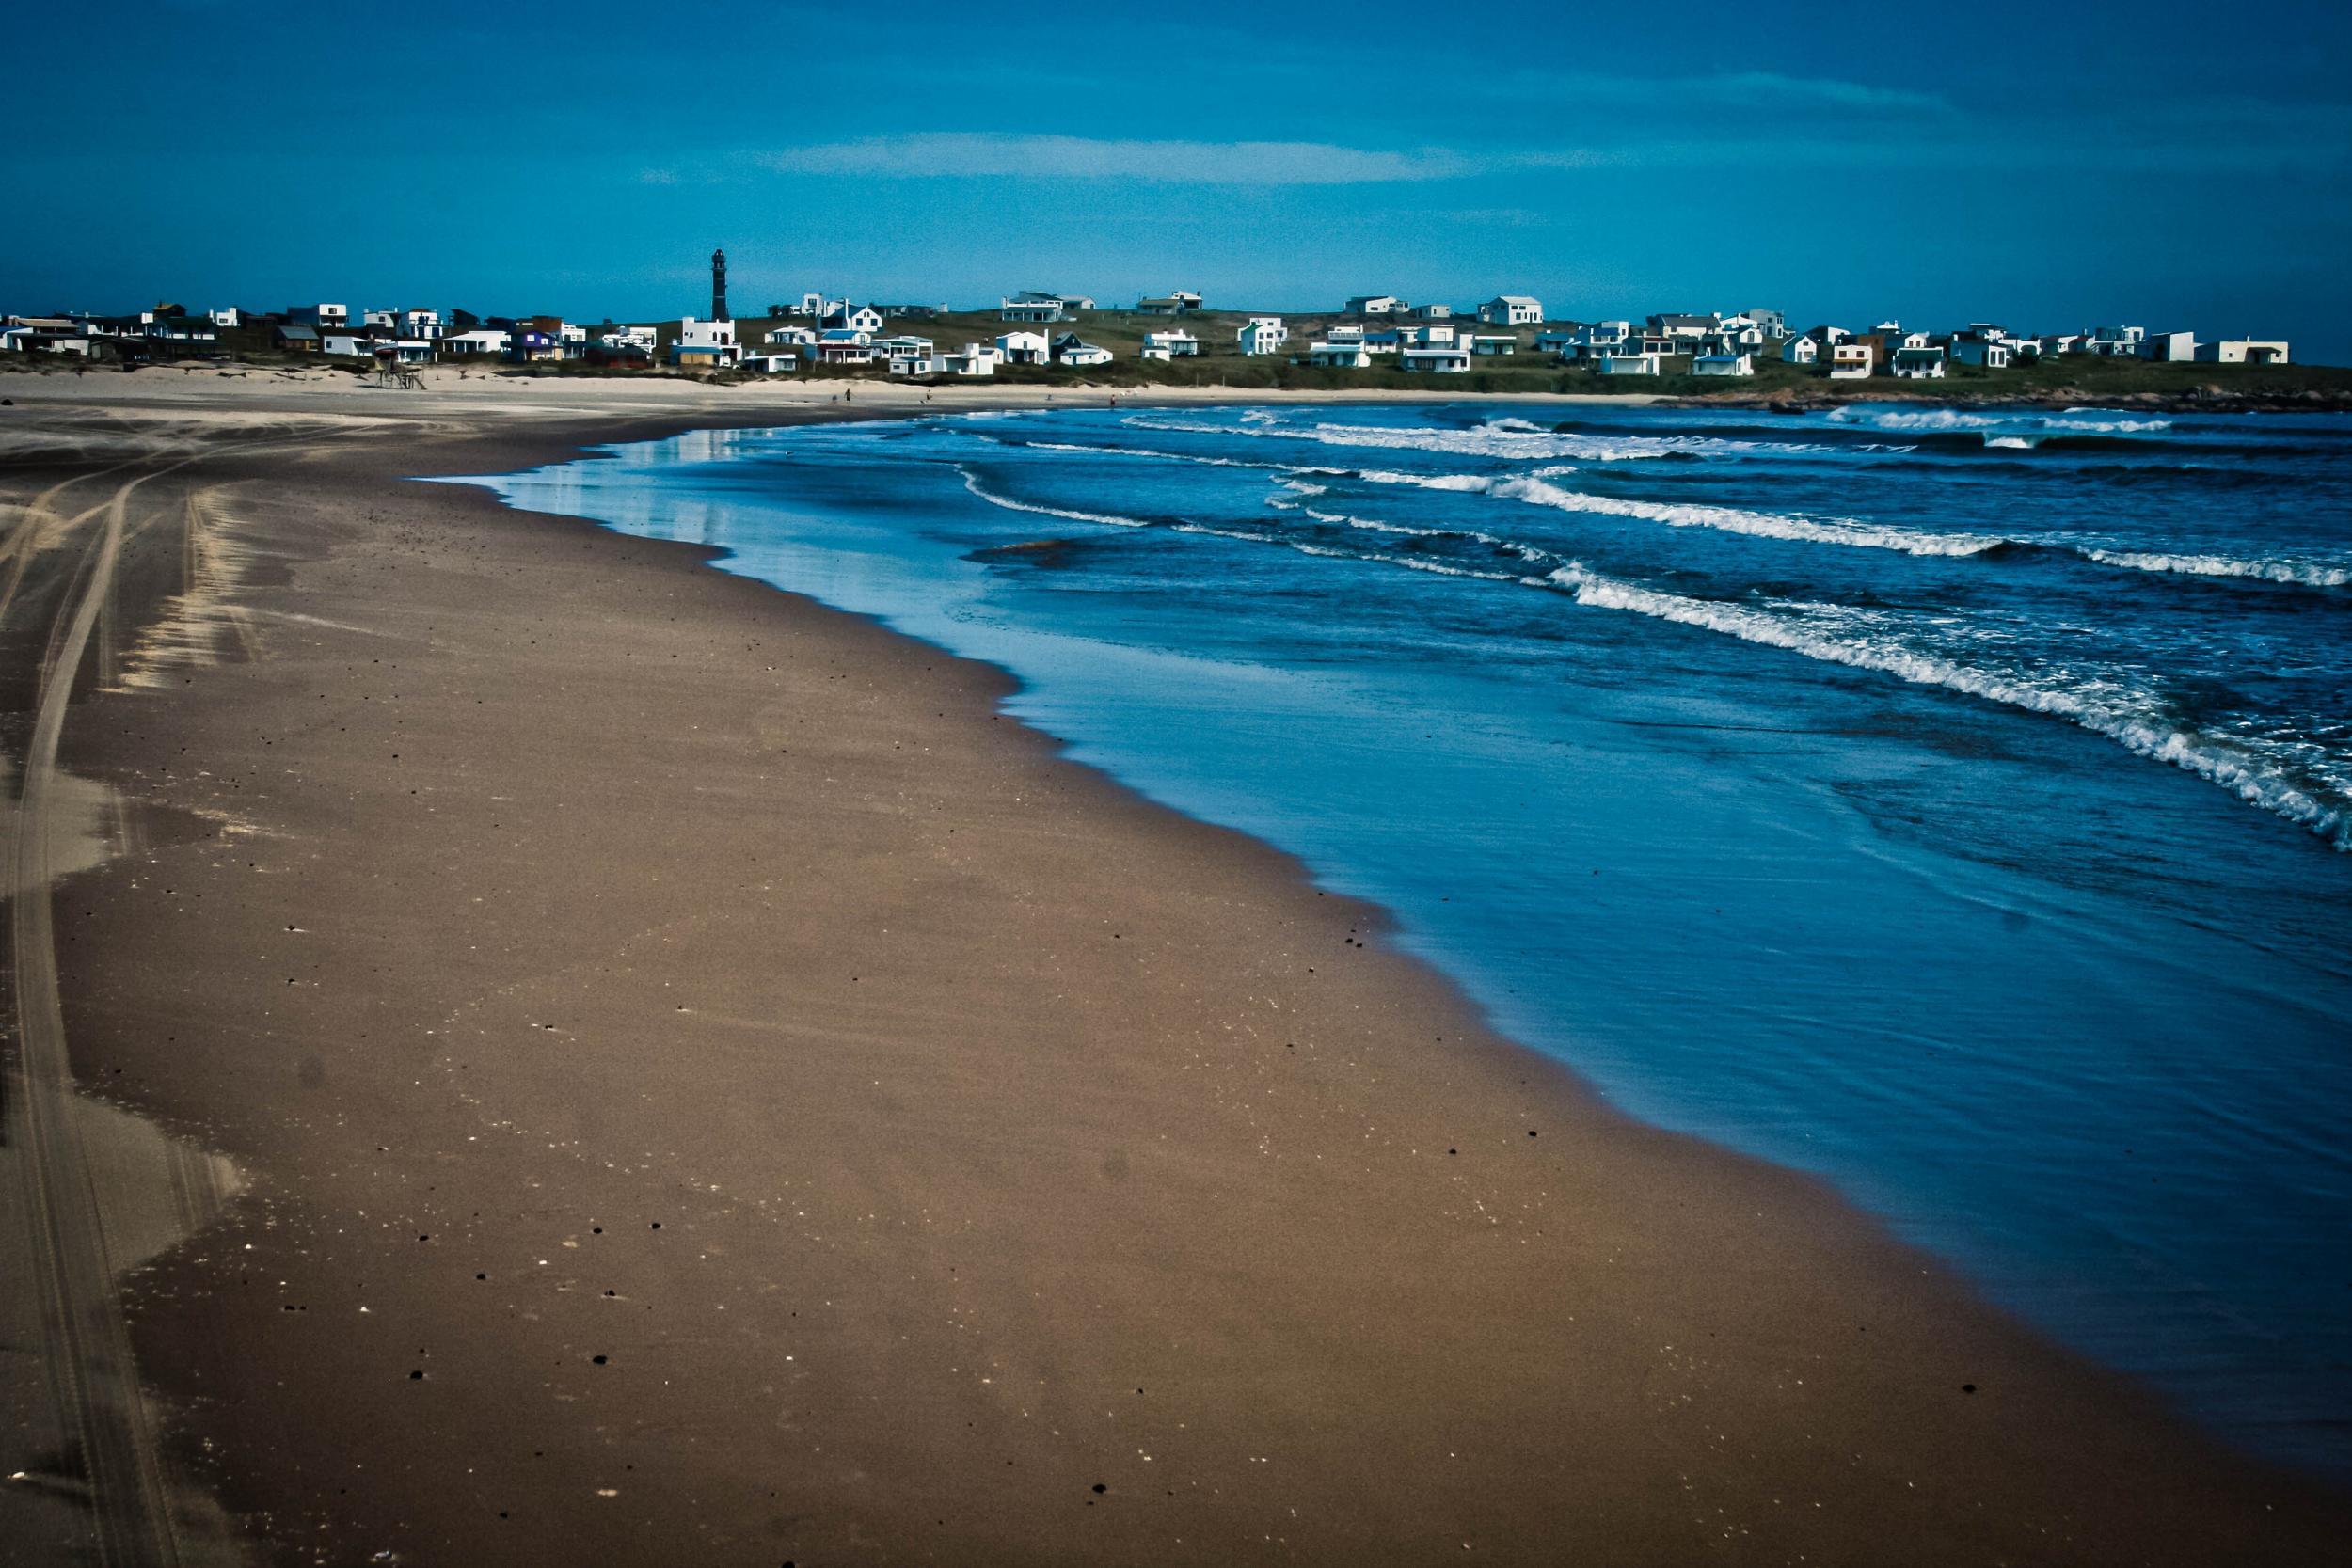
xmin=1 ymin=246 xmax=2296 ymax=387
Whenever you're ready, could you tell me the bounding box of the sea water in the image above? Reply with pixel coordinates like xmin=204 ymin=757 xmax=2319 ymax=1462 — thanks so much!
xmin=462 ymin=401 xmax=2352 ymax=1479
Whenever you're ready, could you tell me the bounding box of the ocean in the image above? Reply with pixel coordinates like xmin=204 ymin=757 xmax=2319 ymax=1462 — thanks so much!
xmin=463 ymin=400 xmax=2352 ymax=1479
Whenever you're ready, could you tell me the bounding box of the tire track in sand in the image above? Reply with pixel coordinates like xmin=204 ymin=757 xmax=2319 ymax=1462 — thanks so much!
xmin=8 ymin=467 xmax=184 ymax=1567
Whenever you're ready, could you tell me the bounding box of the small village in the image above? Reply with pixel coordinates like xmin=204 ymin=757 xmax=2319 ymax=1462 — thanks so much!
xmin=1 ymin=246 xmax=2296 ymax=388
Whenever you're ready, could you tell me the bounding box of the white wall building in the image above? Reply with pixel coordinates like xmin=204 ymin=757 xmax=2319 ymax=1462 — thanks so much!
xmin=1478 ymin=295 xmax=1543 ymax=325
xmin=996 ymin=330 xmax=1051 ymax=365
xmin=1237 ymin=317 xmax=1288 ymax=356
xmin=1400 ymin=346 xmax=1470 ymax=373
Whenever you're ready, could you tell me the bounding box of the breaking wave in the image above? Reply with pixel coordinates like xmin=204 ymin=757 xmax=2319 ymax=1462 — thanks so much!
xmin=1535 ymin=565 xmax=2348 ymax=847
xmin=958 ymin=467 xmax=1147 ymax=528
xmin=2077 ymin=549 xmax=2352 ymax=588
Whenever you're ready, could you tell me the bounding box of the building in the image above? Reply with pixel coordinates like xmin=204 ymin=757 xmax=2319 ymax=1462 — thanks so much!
xmin=1479 ymin=295 xmax=1544 ymax=326
xmin=1828 ymin=341 xmax=1875 ymax=379
xmin=996 ymin=330 xmax=1052 ymax=366
xmin=1136 ymin=291 xmax=1203 ymax=315
xmin=1400 ymin=346 xmax=1471 ymax=373
xmin=1409 ymin=303 xmax=1454 ymax=321
xmin=1307 ymin=341 xmax=1371 ymax=369
xmin=400 ymin=309 xmax=444 ymax=341
xmin=763 ymin=325 xmax=816 ymax=348
xmin=286 ymin=304 xmax=350 ymax=327
xmin=2137 ymin=330 xmax=2198 ymax=362
xmin=672 ymin=315 xmax=739 ymax=369
xmin=1646 ymin=312 xmax=1713 ymax=345
xmin=1692 ymin=352 xmax=1754 ymax=376
xmin=1237 ymin=317 xmax=1288 ymax=356
xmin=998 ymin=297 xmax=1067 ymax=324
xmin=275 ymin=324 xmax=323 ymax=352
xmin=742 ymin=353 xmax=801 ymax=373
xmin=2199 ymin=339 xmax=2290 ymax=365
xmin=1746 ymin=309 xmax=1788 ymax=339
xmin=1363 ymin=329 xmax=1404 ymax=354
xmin=2086 ymin=325 xmax=2146 ymax=356
xmin=1404 ymin=323 xmax=1457 ymax=348
xmin=1344 ymin=295 xmax=1404 ymax=316
xmin=602 ymin=325 xmax=660 ymax=355
xmin=439 ymin=328 xmax=508 ymax=356
xmin=1890 ymin=345 xmax=1947 ymax=379
xmin=1140 ymin=330 xmax=1200 ymax=358
xmin=709 ymin=247 xmax=728 ymax=321
xmin=322 ymin=333 xmax=376 ymax=357
xmin=930 ymin=343 xmax=1002 ymax=376
xmin=821 ymin=305 xmax=885 ymax=335
xmin=1469 ymin=335 xmax=1518 ymax=356
xmin=1951 ymin=338 xmax=2011 ymax=369
xmin=1053 ymin=332 xmax=1113 ymax=367
xmin=1592 ymin=353 xmax=1661 ymax=376
xmin=812 ymin=336 xmax=874 ymax=366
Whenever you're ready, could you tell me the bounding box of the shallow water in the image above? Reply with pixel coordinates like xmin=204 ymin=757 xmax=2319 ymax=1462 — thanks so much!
xmin=462 ymin=401 xmax=2352 ymax=1479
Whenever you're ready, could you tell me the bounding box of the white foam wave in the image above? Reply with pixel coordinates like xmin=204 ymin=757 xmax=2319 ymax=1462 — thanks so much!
xmin=1534 ymin=565 xmax=2346 ymax=847
xmin=1355 ymin=468 xmax=2004 ymax=558
xmin=958 ymin=467 xmax=1146 ymax=528
xmin=2078 ymin=548 xmax=2352 ymax=588
xmin=1122 ymin=414 xmax=1684 ymax=463
xmin=1827 ymin=406 xmax=2173 ymax=436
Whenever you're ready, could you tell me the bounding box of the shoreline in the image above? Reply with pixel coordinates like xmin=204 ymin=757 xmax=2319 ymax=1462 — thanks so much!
xmin=3 ymin=377 xmax=2345 ymax=1562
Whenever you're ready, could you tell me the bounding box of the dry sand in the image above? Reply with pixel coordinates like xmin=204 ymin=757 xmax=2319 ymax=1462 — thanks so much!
xmin=0 ymin=370 xmax=2344 ymax=1565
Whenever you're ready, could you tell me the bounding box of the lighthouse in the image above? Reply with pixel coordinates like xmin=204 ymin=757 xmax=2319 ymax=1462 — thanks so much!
xmin=710 ymin=246 xmax=728 ymax=322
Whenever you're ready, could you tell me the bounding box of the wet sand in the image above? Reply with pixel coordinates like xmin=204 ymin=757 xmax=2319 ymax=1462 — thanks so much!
xmin=2 ymin=373 xmax=2345 ymax=1565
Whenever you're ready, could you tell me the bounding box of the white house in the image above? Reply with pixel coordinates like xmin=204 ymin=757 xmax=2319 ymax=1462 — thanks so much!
xmin=1307 ymin=341 xmax=1372 ymax=369
xmin=601 ymin=325 xmax=660 ymax=355
xmin=2086 ymin=325 xmax=2146 ymax=356
xmin=813 ymin=336 xmax=875 ymax=366
xmin=1891 ymin=345 xmax=1947 ymax=379
xmin=1828 ymin=341 xmax=1875 ymax=379
xmin=1479 ymin=295 xmax=1543 ymax=325
xmin=1324 ymin=323 xmax=1366 ymax=344
xmin=389 ymin=340 xmax=435 ymax=364
xmin=1363 ymin=329 xmax=1404 ymax=354
xmin=1951 ymin=338 xmax=2010 ymax=369
xmin=1141 ymin=330 xmax=1200 ymax=358
xmin=1534 ymin=329 xmax=1582 ymax=357
xmin=998 ymin=297 xmax=1067 ymax=324
xmin=362 ymin=309 xmax=397 ymax=330
xmin=2137 ymin=330 xmax=2198 ymax=362
xmin=1137 ymin=291 xmax=1203 ymax=315
xmin=289 ymin=303 xmax=350 ymax=327
xmin=1237 ymin=317 xmax=1288 ymax=356
xmin=673 ymin=316 xmax=739 ymax=369
xmin=1400 ymin=346 xmax=1471 ymax=373
xmin=321 ymin=333 xmax=373 ymax=356
xmin=930 ymin=343 xmax=1002 ymax=376
xmin=400 ymin=309 xmax=443 ymax=340
xmin=1746 ymin=309 xmax=1788 ymax=340
xmin=764 ymin=325 xmax=816 ymax=347
xmin=1410 ymin=303 xmax=1454 ymax=320
xmin=742 ymin=353 xmax=801 ymax=373
xmin=1583 ymin=320 xmax=1632 ymax=351
xmin=2039 ymin=333 xmax=2085 ymax=356
xmin=1054 ymin=333 xmax=1114 ymax=367
xmin=1692 ymin=352 xmax=1754 ymax=376
xmin=209 ymin=307 xmax=246 ymax=328
xmin=996 ymin=330 xmax=1052 ymax=366
xmin=1344 ymin=294 xmax=1403 ymax=316
xmin=1404 ymin=323 xmax=1458 ymax=347
xmin=2199 ymin=339 xmax=2290 ymax=365
xmin=441 ymin=329 xmax=510 ymax=356
xmin=1469 ymin=335 xmax=1518 ymax=356
xmin=822 ymin=305 xmax=884 ymax=335
xmin=1593 ymin=353 xmax=1661 ymax=376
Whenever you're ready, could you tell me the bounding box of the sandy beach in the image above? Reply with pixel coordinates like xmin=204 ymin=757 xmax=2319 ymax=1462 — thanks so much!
xmin=2 ymin=367 xmax=2345 ymax=1565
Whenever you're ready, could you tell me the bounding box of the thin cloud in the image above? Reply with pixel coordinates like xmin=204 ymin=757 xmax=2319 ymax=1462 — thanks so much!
xmin=755 ymin=133 xmax=1476 ymax=184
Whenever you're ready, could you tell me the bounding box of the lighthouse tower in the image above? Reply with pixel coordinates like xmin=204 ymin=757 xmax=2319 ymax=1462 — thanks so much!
xmin=710 ymin=247 xmax=729 ymax=322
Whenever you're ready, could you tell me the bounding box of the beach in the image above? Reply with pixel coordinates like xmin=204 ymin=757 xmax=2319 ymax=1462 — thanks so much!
xmin=2 ymin=369 xmax=2346 ymax=1565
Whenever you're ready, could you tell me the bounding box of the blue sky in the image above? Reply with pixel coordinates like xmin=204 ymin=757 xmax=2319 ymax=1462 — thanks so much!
xmin=8 ymin=0 xmax=2349 ymax=357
